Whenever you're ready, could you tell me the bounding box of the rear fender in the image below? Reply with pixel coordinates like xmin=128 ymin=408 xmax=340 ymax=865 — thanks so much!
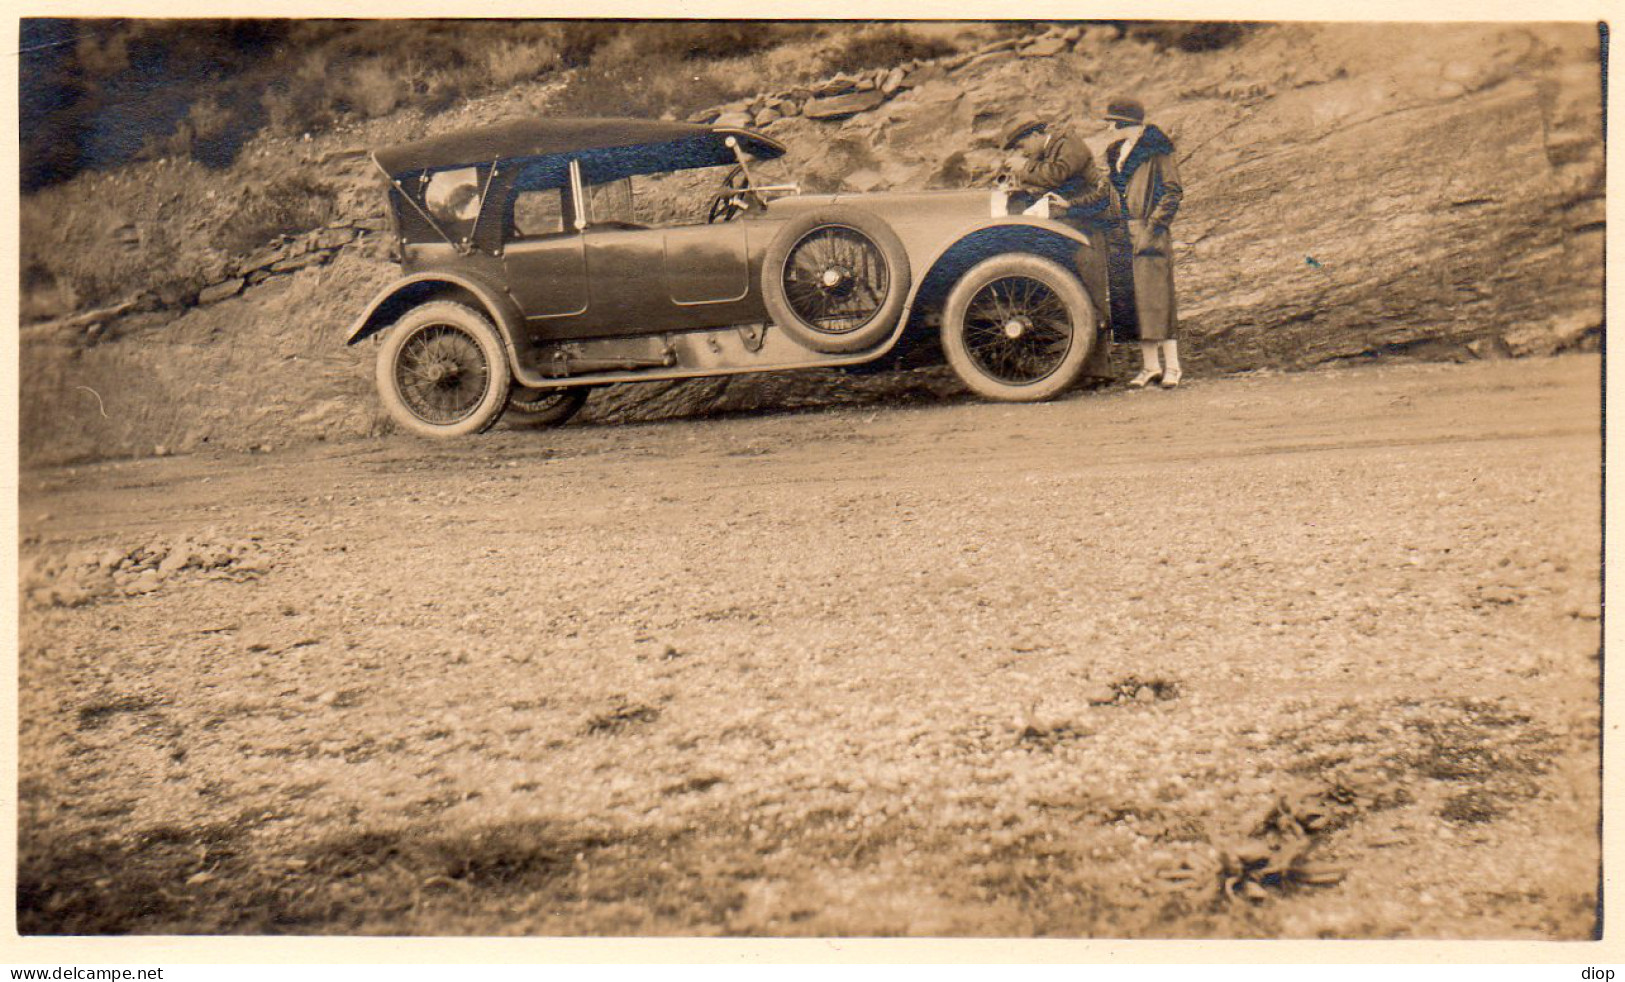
xmin=345 ymin=272 xmax=524 ymax=353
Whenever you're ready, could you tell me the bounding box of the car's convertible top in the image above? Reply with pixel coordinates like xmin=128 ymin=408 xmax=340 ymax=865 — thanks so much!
xmin=374 ymin=117 xmax=787 ymax=177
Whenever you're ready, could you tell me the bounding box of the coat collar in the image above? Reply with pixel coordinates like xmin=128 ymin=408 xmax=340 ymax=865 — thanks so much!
xmin=1109 ymin=124 xmax=1172 ymax=183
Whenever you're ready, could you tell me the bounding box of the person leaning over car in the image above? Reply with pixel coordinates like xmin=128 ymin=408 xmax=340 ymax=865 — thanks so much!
xmin=999 ymin=116 xmax=1115 ymax=383
xmin=1100 ymin=95 xmax=1185 ymax=389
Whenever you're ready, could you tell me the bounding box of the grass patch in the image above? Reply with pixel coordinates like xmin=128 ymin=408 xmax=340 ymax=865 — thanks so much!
xmin=211 ymin=175 xmax=335 ymax=258
xmin=819 ymin=26 xmax=958 ymax=76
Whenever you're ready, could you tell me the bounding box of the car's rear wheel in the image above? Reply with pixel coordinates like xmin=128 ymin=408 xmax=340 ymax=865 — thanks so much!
xmin=761 ymin=207 xmax=911 ymax=354
xmin=941 ymin=254 xmax=1096 ymax=402
xmin=376 ymin=301 xmax=511 ymax=438
xmin=507 ymin=384 xmax=590 ymax=426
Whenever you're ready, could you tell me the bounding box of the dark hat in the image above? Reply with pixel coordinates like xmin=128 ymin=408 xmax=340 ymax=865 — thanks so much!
xmin=1001 ymin=116 xmax=1048 ymax=150
xmin=1103 ymin=95 xmax=1145 ymax=124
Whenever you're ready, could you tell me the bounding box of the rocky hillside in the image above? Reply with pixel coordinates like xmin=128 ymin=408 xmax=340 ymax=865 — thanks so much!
xmin=19 ymin=22 xmax=1603 ymax=466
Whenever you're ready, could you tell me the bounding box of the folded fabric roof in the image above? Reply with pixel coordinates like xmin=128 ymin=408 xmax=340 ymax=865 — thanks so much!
xmin=374 ymin=117 xmax=786 ymax=177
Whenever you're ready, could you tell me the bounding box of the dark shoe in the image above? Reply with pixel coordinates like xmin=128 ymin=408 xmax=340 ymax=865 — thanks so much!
xmin=1128 ymin=369 xmax=1162 ymax=389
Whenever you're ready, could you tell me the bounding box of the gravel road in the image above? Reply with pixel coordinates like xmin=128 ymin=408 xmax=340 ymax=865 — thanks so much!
xmin=17 ymin=354 xmax=1601 ymax=938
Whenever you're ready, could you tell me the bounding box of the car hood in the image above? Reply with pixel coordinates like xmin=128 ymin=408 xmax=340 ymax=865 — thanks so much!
xmin=762 ymin=189 xmax=997 ymax=224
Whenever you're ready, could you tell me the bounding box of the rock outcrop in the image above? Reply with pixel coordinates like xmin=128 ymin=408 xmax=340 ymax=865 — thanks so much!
xmin=18 ymin=22 xmax=1604 ymax=465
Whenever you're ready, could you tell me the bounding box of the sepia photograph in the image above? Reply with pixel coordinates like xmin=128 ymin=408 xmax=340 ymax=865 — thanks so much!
xmin=14 ymin=15 xmax=1605 ymax=941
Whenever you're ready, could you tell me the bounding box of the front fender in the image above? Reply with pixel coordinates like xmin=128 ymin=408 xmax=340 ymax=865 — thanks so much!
xmin=903 ymin=218 xmax=1098 ymax=317
xmin=345 ymin=271 xmax=525 ymax=348
xmin=907 ymin=217 xmax=1090 ymax=294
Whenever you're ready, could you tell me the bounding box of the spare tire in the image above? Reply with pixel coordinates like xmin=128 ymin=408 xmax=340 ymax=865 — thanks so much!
xmin=760 ymin=206 xmax=911 ymax=354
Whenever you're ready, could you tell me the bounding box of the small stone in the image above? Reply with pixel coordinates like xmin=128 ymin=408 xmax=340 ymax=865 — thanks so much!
xmin=712 ymin=111 xmax=754 ymax=129
xmin=965 ymin=49 xmax=1016 ymax=71
xmin=804 ymin=89 xmax=887 ymax=120
xmin=975 ymin=38 xmax=1021 ymax=55
xmin=1136 ymin=686 xmax=1157 ymax=703
xmin=314 ymin=228 xmax=354 ymax=250
xmin=196 ymin=278 xmax=245 ymax=305
xmin=1022 ymin=36 xmax=1070 ymax=57
xmin=270 ymin=251 xmax=331 ymax=274
xmin=753 ymin=107 xmax=781 ymax=128
xmin=186 ymin=871 xmax=216 ymax=886
xmin=812 ymin=74 xmax=858 ymax=97
xmin=317 ymin=690 xmax=340 ymax=706
xmin=154 ymin=445 xmax=171 ymax=457
xmin=241 ymin=245 xmax=284 ymax=272
xmin=1086 ymin=686 xmax=1119 ymax=705
xmin=1572 ymin=602 xmax=1602 ymax=621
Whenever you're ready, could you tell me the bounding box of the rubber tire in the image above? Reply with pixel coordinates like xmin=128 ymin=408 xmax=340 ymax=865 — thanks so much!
xmin=761 ymin=206 xmax=911 ymax=354
xmin=941 ymin=254 xmax=1096 ymax=403
xmin=376 ymin=301 xmax=512 ymax=439
xmin=507 ymin=385 xmax=590 ymax=426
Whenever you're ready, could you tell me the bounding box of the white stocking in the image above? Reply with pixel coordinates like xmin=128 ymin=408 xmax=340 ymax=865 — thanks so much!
xmin=1160 ymin=340 xmax=1181 ymax=376
xmin=1139 ymin=341 xmax=1162 ymax=374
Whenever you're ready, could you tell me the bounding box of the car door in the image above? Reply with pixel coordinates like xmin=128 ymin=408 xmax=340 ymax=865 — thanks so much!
xmin=502 ymin=184 xmax=588 ymax=321
xmin=576 ymin=223 xmax=756 ymax=336
xmin=663 ymin=223 xmax=751 ymax=310
xmin=580 ymin=226 xmax=671 ymax=334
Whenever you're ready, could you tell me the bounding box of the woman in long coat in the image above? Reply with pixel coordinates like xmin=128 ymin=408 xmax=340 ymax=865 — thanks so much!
xmin=1102 ymin=96 xmax=1185 ymax=388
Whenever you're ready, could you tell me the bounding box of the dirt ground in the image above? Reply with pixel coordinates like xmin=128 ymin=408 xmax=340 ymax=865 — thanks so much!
xmin=16 ymin=354 xmax=1601 ymax=938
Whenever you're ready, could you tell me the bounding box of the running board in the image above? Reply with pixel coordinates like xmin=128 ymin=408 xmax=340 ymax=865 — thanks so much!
xmin=511 ymin=317 xmax=911 ymax=390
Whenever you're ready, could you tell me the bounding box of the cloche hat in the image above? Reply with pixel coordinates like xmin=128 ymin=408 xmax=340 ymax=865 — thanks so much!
xmin=1103 ymin=95 xmax=1146 ymax=124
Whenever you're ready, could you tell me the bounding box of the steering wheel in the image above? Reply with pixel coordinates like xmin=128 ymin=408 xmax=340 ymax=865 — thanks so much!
xmin=706 ymin=165 xmax=760 ymax=224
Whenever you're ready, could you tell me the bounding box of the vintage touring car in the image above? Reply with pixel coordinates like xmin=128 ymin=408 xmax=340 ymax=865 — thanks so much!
xmin=346 ymin=117 xmax=1114 ymax=437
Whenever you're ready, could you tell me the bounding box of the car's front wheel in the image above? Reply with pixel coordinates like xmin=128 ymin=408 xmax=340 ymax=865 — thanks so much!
xmin=941 ymin=254 xmax=1096 ymax=403
xmin=376 ymin=301 xmax=512 ymax=438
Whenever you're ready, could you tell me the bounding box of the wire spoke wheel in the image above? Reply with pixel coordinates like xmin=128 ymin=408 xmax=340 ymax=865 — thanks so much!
xmin=760 ymin=206 xmax=911 ymax=354
xmin=941 ymin=254 xmax=1096 ymax=403
xmin=781 ymin=225 xmax=890 ymax=335
xmin=395 ymin=324 xmax=492 ymax=424
xmin=961 ymin=276 xmax=1074 ymax=385
xmin=376 ymin=301 xmax=511 ymax=438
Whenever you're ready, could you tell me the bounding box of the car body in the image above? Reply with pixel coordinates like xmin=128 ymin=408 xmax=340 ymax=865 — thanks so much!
xmin=347 ymin=117 xmax=1114 ymax=437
